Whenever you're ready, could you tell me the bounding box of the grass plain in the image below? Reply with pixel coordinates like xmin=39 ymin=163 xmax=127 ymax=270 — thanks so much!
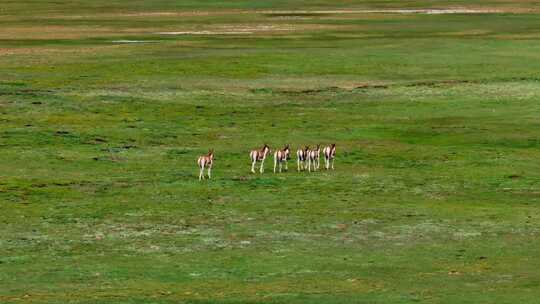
xmin=1 ymin=1 xmax=540 ymax=303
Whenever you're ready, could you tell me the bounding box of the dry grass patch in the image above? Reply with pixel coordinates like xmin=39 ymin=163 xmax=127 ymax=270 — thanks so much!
xmin=0 ymin=25 xmax=159 ymax=40
xmin=439 ymin=30 xmax=492 ymax=37
xmin=34 ymin=10 xmax=246 ymax=20
xmin=495 ymin=33 xmax=540 ymax=40
xmin=0 ymin=45 xmax=124 ymax=57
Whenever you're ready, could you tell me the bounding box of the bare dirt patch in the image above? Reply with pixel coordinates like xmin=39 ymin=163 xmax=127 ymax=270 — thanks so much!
xmin=40 ymin=7 xmax=540 ymax=21
xmin=111 ymin=40 xmax=160 ymax=44
xmin=156 ymin=25 xmax=294 ymax=35
xmin=156 ymin=30 xmax=253 ymax=35
xmin=156 ymin=24 xmax=338 ymax=36
xmin=259 ymin=8 xmax=537 ymax=15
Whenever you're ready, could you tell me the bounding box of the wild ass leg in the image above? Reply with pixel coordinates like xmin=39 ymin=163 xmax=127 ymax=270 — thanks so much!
xmin=260 ymin=159 xmax=265 ymax=173
xmin=207 ymin=164 xmax=212 ymax=179
xmin=331 ymin=158 xmax=335 ymax=170
xmin=285 ymin=160 xmax=288 ymax=171
xmin=251 ymin=159 xmax=256 ymax=173
xmin=199 ymin=165 xmax=204 ymax=180
xmin=274 ymin=157 xmax=277 ymax=173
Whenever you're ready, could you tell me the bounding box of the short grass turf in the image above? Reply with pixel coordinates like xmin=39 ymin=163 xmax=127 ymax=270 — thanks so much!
xmin=1 ymin=1 xmax=540 ymax=303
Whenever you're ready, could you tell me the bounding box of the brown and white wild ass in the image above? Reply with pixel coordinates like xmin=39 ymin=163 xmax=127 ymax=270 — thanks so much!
xmin=307 ymin=144 xmax=321 ymax=172
xmin=323 ymin=144 xmax=336 ymax=170
xmin=296 ymin=146 xmax=309 ymax=171
xmin=250 ymin=144 xmax=271 ymax=173
xmin=197 ymin=149 xmax=214 ymax=180
xmin=273 ymin=144 xmax=290 ymax=173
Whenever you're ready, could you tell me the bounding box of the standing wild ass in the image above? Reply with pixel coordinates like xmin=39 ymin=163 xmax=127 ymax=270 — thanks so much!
xmin=307 ymin=144 xmax=321 ymax=172
xmin=296 ymin=146 xmax=309 ymax=171
xmin=273 ymin=144 xmax=290 ymax=173
xmin=197 ymin=149 xmax=214 ymax=180
xmin=250 ymin=144 xmax=271 ymax=173
xmin=323 ymin=144 xmax=336 ymax=170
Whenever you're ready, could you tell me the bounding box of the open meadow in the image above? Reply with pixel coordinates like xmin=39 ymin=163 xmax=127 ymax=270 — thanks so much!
xmin=1 ymin=0 xmax=540 ymax=303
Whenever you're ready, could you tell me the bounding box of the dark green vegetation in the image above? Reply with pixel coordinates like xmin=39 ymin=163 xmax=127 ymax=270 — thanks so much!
xmin=1 ymin=1 xmax=540 ymax=303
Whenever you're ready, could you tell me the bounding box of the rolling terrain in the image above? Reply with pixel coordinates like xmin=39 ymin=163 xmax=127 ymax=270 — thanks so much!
xmin=1 ymin=1 xmax=540 ymax=303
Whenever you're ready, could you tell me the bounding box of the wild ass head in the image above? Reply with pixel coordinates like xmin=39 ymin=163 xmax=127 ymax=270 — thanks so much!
xmin=284 ymin=144 xmax=291 ymax=160
xmin=262 ymin=144 xmax=270 ymax=156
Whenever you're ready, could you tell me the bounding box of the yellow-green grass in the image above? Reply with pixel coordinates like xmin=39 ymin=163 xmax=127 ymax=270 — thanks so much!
xmin=1 ymin=1 xmax=540 ymax=303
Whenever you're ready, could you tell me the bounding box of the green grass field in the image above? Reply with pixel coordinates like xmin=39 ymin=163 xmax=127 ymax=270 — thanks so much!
xmin=1 ymin=1 xmax=540 ymax=303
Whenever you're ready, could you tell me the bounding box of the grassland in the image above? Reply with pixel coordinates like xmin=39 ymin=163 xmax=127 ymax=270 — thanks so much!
xmin=1 ymin=1 xmax=540 ymax=303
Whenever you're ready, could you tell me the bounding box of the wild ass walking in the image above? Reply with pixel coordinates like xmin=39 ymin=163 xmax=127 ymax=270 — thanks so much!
xmin=307 ymin=144 xmax=321 ymax=172
xmin=296 ymin=146 xmax=309 ymax=172
xmin=250 ymin=144 xmax=271 ymax=173
xmin=197 ymin=149 xmax=214 ymax=180
xmin=273 ymin=144 xmax=290 ymax=173
xmin=323 ymin=144 xmax=336 ymax=170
